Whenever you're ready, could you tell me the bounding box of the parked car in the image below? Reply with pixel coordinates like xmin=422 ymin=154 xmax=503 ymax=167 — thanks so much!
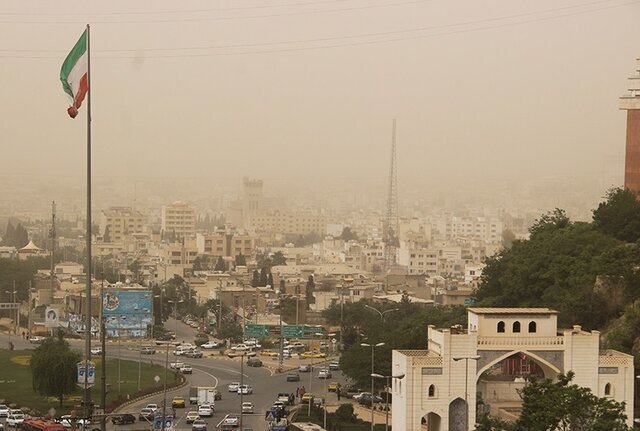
xmin=7 ymin=413 xmax=25 ymax=428
xmin=0 ymin=405 xmax=9 ymax=418
xmin=141 ymin=346 xmax=156 ymax=354
xmin=246 ymin=357 xmax=262 ymax=367
xmin=301 ymin=351 xmax=327 ymax=358
xmin=238 ymin=384 xmax=253 ymax=395
xmin=172 ymin=397 xmax=186 ymax=408
xmin=191 ymin=419 xmax=207 ymax=431
xmin=185 ymin=411 xmax=200 ymax=424
xmin=111 ymin=414 xmax=136 ymax=425
xmin=358 ymin=394 xmax=384 ymax=405
xmin=352 ymin=392 xmax=372 ymax=401
xmin=180 ymin=365 xmax=193 ymax=374
xmin=197 ymin=405 xmax=213 ymax=417
xmin=328 ymin=361 xmax=340 ymax=371
xmin=138 ymin=408 xmax=154 ymax=421
xmin=286 ymin=372 xmax=300 ymax=382
xmin=241 ymin=402 xmax=254 ymax=414
xmin=228 ymin=381 xmax=240 ymax=392
xmin=200 ymin=341 xmax=221 ymax=349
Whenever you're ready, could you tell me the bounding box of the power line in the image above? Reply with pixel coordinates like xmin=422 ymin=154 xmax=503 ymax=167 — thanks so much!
xmin=0 ymin=0 xmax=430 ymax=25
xmin=0 ymin=0 xmax=636 ymax=59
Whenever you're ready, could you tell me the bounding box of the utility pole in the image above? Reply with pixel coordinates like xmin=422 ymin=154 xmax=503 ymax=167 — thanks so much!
xmin=99 ymin=276 xmax=106 ymax=431
xmin=27 ymin=281 xmax=32 ymax=338
xmin=218 ymin=278 xmax=223 ymax=338
xmin=49 ymin=200 xmax=56 ymax=305
xmin=383 ymin=119 xmax=399 ymax=273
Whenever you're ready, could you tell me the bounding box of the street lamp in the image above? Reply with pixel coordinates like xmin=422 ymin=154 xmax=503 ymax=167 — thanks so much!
xmin=321 ymin=333 xmax=336 ymax=430
xmin=361 ymin=342 xmax=385 ymax=431
xmin=5 ymin=288 xmax=17 ymax=346
xmin=364 ymin=304 xmax=399 ymax=327
xmin=452 ymin=355 xmax=481 ymax=430
xmin=134 ymin=306 xmax=150 ymax=391
xmin=162 ymin=299 xmax=183 ymax=426
xmin=371 ymin=373 xmax=405 ymax=431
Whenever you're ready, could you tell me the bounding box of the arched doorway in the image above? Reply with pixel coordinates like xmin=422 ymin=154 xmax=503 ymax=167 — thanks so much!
xmin=449 ymin=398 xmax=467 ymax=431
xmin=421 ymin=412 xmax=442 ymax=431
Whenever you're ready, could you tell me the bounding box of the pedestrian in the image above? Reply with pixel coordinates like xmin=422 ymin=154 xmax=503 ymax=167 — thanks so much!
xmin=296 ymin=387 xmax=300 ymax=398
xmin=337 ymin=389 xmax=341 ymax=401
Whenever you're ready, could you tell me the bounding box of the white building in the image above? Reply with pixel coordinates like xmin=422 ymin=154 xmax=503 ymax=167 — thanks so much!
xmin=392 ymin=308 xmax=634 ymax=431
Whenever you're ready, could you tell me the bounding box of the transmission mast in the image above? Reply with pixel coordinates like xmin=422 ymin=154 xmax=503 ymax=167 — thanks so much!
xmin=49 ymin=201 xmax=56 ymax=303
xmin=384 ymin=119 xmax=399 ymax=271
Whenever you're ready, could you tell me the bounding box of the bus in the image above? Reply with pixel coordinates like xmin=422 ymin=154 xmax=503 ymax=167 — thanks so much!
xmin=20 ymin=419 xmax=66 ymax=431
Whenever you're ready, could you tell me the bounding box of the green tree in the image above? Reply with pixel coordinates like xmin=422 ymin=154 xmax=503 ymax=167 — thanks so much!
xmin=501 ymin=228 xmax=516 ymax=249
xmin=514 ymin=372 xmax=631 ymax=431
xmin=251 ymin=270 xmax=260 ymax=287
xmin=217 ymin=320 xmax=243 ymax=342
xmin=214 ymin=256 xmax=226 ymax=272
xmin=260 ymin=267 xmax=269 ymax=286
xmin=593 ymin=187 xmax=640 ymax=243
xmin=339 ymin=226 xmax=359 ymax=242
xmin=528 ymin=208 xmax=570 ymax=237
xmin=271 ymin=251 xmax=287 ymax=266
xmin=30 ymin=334 xmax=81 ymax=408
xmin=235 ymin=253 xmax=247 ymax=266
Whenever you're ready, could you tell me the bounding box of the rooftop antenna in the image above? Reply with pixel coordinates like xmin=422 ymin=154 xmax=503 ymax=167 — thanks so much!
xmin=384 ymin=119 xmax=399 ymax=271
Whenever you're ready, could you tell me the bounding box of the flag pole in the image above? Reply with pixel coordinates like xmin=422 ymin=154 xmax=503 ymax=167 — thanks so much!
xmin=84 ymin=22 xmax=93 ymax=420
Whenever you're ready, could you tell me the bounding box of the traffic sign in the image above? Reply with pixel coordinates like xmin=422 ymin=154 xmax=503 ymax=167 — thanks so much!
xmin=265 ymin=410 xmax=276 ymax=421
xmin=245 ymin=324 xmax=269 ymax=337
xmin=282 ymin=325 xmax=304 ymax=338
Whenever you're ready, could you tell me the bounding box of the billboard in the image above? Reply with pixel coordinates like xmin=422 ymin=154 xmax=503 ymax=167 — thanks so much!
xmin=102 ymin=289 xmax=153 ymax=337
xmin=45 ymin=306 xmax=61 ymax=328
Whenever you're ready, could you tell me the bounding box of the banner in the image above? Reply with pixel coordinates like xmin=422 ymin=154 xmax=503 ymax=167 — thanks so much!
xmin=45 ymin=307 xmax=60 ymax=327
xmin=77 ymin=360 xmax=96 ymax=388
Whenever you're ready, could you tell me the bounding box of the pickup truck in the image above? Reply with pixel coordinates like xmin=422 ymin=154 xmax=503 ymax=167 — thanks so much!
xmin=277 ymin=393 xmax=292 ymax=406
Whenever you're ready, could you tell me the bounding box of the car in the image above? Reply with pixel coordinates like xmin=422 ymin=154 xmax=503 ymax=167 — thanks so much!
xmin=191 ymin=419 xmax=207 ymax=431
xmin=214 ymin=389 xmax=222 ymax=401
xmin=246 ymin=357 xmax=262 ymax=367
xmin=186 ymin=349 xmax=203 ymax=358
xmin=169 ymin=361 xmax=185 ymax=369
xmin=358 ymin=394 xmax=384 ymax=405
xmin=298 ymin=364 xmax=310 ymax=372
xmin=286 ymin=372 xmax=300 ymax=382
xmin=200 ymin=341 xmax=221 ymax=349
xmin=141 ymin=346 xmax=156 ymax=354
xmin=197 ymin=405 xmax=213 ymax=417
xmin=180 ymin=365 xmax=193 ymax=374
xmin=172 ymin=397 xmax=186 ymax=408
xmin=237 ymin=384 xmax=253 ymax=395
xmin=352 ymin=392 xmax=372 ymax=401
xmin=146 ymin=404 xmax=159 ymax=412
xmin=261 ymin=350 xmax=279 ymax=357
xmin=288 ymin=341 xmax=305 ymax=349
xmin=228 ymin=381 xmax=240 ymax=392
xmin=227 ymin=350 xmax=256 ymax=358
xmin=328 ymin=382 xmax=340 ymax=392
xmin=90 ymin=346 xmax=102 ymax=355
xmin=29 ymin=336 xmax=45 ymax=344
xmin=241 ymin=402 xmax=254 ymax=414
xmin=111 ymin=414 xmax=136 ymax=425
xmin=244 ymin=340 xmax=261 ymax=349
xmin=231 ymin=344 xmax=250 ymax=352
xmin=312 ymin=351 xmax=327 ymax=358
xmin=58 ymin=415 xmax=91 ymax=428
xmin=7 ymin=412 xmax=25 ymax=427
xmin=138 ymin=408 xmax=154 ymax=421
xmin=278 ymin=393 xmax=292 ymax=405
xmin=317 ymin=369 xmax=332 ymax=379
xmin=0 ymin=405 xmax=9 ymax=418
xmin=272 ymin=401 xmax=286 ymax=413
xmin=328 ymin=361 xmax=340 ymax=371
xmin=185 ymin=411 xmax=200 ymax=424
xmin=301 ymin=393 xmax=314 ymax=404
xmin=221 ymin=414 xmax=239 ymax=426
xmin=300 ymin=351 xmax=315 ymax=358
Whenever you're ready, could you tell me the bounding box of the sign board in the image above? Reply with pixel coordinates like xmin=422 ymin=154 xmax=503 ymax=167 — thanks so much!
xmin=464 ymin=297 xmax=476 ymax=306
xmin=245 ymin=324 xmax=269 ymax=337
xmin=153 ymin=414 xmax=174 ymax=431
xmin=282 ymin=325 xmax=304 ymax=338
xmin=77 ymin=360 xmax=96 ymax=387
xmin=45 ymin=307 xmax=60 ymax=328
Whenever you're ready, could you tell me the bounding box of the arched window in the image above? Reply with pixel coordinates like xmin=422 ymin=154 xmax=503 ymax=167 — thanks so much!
xmin=528 ymin=321 xmax=537 ymax=333
xmin=605 ymin=383 xmax=612 ymax=396
xmin=497 ymin=321 xmax=505 ymax=333
xmin=428 ymin=384 xmax=436 ymax=398
xmin=513 ymin=321 xmax=521 ymax=333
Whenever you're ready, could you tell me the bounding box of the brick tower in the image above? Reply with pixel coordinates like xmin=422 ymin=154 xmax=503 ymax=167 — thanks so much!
xmin=620 ymin=59 xmax=640 ymax=193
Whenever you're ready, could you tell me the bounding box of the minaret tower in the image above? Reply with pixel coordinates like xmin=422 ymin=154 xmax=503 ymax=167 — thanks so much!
xmin=620 ymin=59 xmax=640 ymax=193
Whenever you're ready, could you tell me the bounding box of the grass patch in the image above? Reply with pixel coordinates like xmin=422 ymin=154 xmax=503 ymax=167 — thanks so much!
xmin=0 ymin=349 xmax=180 ymax=415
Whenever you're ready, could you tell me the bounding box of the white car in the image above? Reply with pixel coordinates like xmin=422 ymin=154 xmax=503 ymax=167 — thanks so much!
xmin=221 ymin=415 xmax=239 ymax=426
xmin=145 ymin=403 xmax=159 ymax=412
xmin=197 ymin=404 xmax=213 ymax=417
xmin=29 ymin=336 xmax=45 ymax=344
xmin=244 ymin=340 xmax=262 ymax=349
xmin=228 ymin=381 xmax=240 ymax=392
xmin=7 ymin=413 xmax=25 ymax=427
xmin=237 ymin=384 xmax=253 ymax=395
xmin=318 ymin=369 xmax=332 ymax=379
xmin=241 ymin=402 xmax=254 ymax=413
xmin=0 ymin=405 xmax=9 ymax=417
xmin=58 ymin=416 xmax=91 ymax=428
xmin=90 ymin=346 xmax=102 ymax=355
xmin=185 ymin=411 xmax=200 ymax=424
xmin=169 ymin=361 xmax=185 ymax=369
xmin=352 ymin=392 xmax=372 ymax=401
xmin=231 ymin=344 xmax=250 ymax=352
xmin=200 ymin=341 xmax=221 ymax=349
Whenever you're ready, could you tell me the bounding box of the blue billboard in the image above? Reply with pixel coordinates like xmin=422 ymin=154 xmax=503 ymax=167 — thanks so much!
xmin=102 ymin=289 xmax=153 ymax=338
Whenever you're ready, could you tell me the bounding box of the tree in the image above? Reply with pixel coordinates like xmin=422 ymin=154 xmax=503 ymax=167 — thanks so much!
xmin=30 ymin=334 xmax=81 ymax=408
xmin=251 ymin=270 xmax=260 ymax=288
xmin=267 ymin=272 xmax=274 ymax=288
xmin=235 ymin=253 xmax=247 ymax=266
xmin=593 ymin=187 xmax=640 ymax=243
xmin=339 ymin=226 xmax=359 ymax=242
xmin=271 ymin=251 xmax=287 ymax=266
xmin=501 ymin=228 xmax=516 ymax=249
xmin=306 ymin=275 xmax=316 ymax=307
xmin=260 ymin=267 xmax=269 ymax=287
xmin=514 ymin=372 xmax=631 ymax=431
xmin=528 ymin=208 xmax=570 ymax=237
xmin=217 ymin=320 xmax=243 ymax=342
xmin=1 ymin=221 xmax=15 ymax=246
xmin=214 ymin=256 xmax=226 ymax=272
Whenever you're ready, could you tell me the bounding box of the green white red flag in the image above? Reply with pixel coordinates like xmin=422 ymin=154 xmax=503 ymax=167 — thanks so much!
xmin=60 ymin=30 xmax=88 ymax=119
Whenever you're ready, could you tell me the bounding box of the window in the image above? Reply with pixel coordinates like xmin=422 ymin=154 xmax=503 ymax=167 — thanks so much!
xmin=605 ymin=383 xmax=612 ymax=396
xmin=428 ymin=384 xmax=436 ymax=397
xmin=513 ymin=321 xmax=521 ymax=333
xmin=528 ymin=321 xmax=537 ymax=333
xmin=497 ymin=321 xmax=505 ymax=333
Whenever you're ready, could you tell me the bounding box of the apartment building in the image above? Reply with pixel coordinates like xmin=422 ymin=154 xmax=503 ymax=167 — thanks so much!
xmin=161 ymin=201 xmax=196 ymax=238
xmin=252 ymin=210 xmax=326 ymax=236
xmin=196 ymin=232 xmax=256 ymax=259
xmin=99 ymin=207 xmax=146 ymax=243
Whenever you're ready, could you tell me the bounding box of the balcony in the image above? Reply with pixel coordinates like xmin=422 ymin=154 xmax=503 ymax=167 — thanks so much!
xmin=477 ymin=336 xmax=564 ymax=350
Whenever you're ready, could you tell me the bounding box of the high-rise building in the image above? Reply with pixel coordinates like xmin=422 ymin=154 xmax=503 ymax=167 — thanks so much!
xmin=99 ymin=207 xmax=146 ymax=243
xmin=161 ymin=201 xmax=196 ymax=238
xmin=620 ymin=59 xmax=640 ymax=193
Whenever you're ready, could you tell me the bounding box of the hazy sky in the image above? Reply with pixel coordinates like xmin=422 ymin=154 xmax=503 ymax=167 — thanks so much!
xmin=1 ymin=0 xmax=639 ymax=193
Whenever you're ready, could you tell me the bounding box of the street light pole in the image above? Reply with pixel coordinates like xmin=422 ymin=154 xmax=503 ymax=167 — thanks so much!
xmin=364 ymin=304 xmax=399 ymax=327
xmin=453 ymin=355 xmax=481 ymax=431
xmin=371 ymin=373 xmax=405 ymax=431
xmin=362 ymin=342 xmax=385 ymax=431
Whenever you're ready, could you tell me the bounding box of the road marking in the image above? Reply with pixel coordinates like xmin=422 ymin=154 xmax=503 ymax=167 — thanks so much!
xmin=192 ymin=367 xmax=219 ymax=388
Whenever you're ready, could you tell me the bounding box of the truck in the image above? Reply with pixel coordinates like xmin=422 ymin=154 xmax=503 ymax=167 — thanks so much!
xmin=197 ymin=387 xmax=217 ymax=405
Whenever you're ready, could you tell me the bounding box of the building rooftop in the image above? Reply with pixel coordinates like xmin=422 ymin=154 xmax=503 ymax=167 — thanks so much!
xmin=468 ymin=307 xmax=558 ymax=315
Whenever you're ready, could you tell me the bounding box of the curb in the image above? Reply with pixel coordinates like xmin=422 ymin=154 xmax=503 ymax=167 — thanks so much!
xmin=112 ymin=377 xmax=188 ymax=414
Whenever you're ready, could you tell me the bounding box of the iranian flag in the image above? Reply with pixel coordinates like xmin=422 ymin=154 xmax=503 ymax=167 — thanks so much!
xmin=60 ymin=30 xmax=88 ymax=119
